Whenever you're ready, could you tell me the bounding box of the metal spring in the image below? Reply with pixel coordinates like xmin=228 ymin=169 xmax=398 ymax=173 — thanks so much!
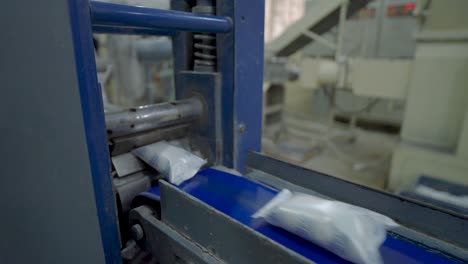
xmin=193 ymin=33 xmax=216 ymax=71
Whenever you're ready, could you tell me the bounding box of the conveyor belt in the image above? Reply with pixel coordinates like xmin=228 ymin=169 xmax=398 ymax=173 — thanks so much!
xmin=139 ymin=168 xmax=462 ymax=263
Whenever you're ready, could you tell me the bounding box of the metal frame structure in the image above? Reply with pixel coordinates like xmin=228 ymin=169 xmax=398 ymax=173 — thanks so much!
xmin=131 ymin=182 xmax=313 ymax=264
xmin=67 ymin=1 xmax=121 ymax=262
xmin=245 ymin=152 xmax=468 ymax=255
xmin=130 ymin=162 xmax=468 ymax=263
xmin=65 ymin=0 xmax=264 ymax=262
xmin=7 ymin=1 xmax=467 ymax=263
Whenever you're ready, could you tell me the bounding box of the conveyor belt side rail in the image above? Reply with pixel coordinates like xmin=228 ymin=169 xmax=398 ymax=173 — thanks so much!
xmin=130 ymin=181 xmax=314 ymax=264
xmin=246 ymin=152 xmax=468 ymax=252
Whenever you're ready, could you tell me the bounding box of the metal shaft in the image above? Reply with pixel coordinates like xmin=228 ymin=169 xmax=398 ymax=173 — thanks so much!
xmin=105 ymin=98 xmax=203 ymax=138
xmin=90 ymin=1 xmax=232 ymax=34
xmin=114 ymin=171 xmax=152 ymax=213
xmin=110 ymin=124 xmax=190 ymax=156
xmin=92 ymin=25 xmax=176 ymax=36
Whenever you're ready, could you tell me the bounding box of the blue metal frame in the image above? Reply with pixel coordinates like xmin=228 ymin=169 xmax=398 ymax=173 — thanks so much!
xmin=67 ymin=1 xmax=121 ymax=263
xmin=92 ymin=25 xmax=177 ymax=36
xmin=139 ymin=168 xmax=465 ymax=263
xmin=216 ymin=2 xmax=236 ymax=168
xmin=215 ymin=1 xmax=265 ymax=171
xmin=90 ymin=1 xmax=232 ymax=34
xmin=66 ymin=2 xmax=468 ymax=262
xmin=168 ymin=0 xmax=264 ymax=172
xmin=231 ymin=1 xmax=264 ymax=171
xmin=67 ymin=0 xmax=264 ymax=261
xmin=92 ymin=0 xmax=265 ymax=172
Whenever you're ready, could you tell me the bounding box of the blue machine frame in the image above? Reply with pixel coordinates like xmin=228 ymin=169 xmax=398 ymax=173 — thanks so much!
xmin=136 ymin=168 xmax=466 ymax=263
xmin=67 ymin=0 xmax=264 ymax=262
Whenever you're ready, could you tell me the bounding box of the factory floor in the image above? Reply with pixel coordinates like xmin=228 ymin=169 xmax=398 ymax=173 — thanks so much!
xmin=262 ymin=114 xmax=399 ymax=190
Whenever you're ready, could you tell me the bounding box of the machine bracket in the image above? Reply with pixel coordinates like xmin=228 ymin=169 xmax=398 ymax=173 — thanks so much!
xmin=177 ymin=71 xmax=223 ymax=165
xmin=130 ymin=181 xmax=313 ymax=264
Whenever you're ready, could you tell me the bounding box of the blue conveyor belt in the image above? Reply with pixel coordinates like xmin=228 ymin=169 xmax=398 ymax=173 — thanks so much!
xmin=139 ymin=168 xmax=461 ymax=263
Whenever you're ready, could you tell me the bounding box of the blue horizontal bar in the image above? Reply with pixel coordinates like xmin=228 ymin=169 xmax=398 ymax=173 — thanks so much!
xmin=89 ymin=1 xmax=232 ymax=34
xmin=92 ymin=25 xmax=177 ymax=36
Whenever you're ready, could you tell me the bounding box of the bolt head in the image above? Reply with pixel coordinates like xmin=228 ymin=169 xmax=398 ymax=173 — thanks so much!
xmin=238 ymin=123 xmax=246 ymax=133
xmin=131 ymin=224 xmax=144 ymax=241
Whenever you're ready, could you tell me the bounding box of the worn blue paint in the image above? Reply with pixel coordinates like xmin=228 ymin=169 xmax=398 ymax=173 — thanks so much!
xmin=141 ymin=169 xmax=463 ymax=264
xmin=170 ymin=0 xmax=193 ymax=94
xmin=216 ymin=1 xmax=264 ymax=171
xmin=231 ymin=1 xmax=264 ymax=171
xmin=92 ymin=25 xmax=177 ymax=36
xmin=67 ymin=1 xmax=121 ymax=263
xmin=90 ymin=1 xmax=232 ymax=34
xmin=217 ymin=1 xmax=235 ymax=168
xmin=168 ymin=0 xmax=263 ymax=171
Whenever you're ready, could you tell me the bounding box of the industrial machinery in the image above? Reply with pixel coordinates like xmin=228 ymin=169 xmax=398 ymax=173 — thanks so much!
xmin=389 ymin=0 xmax=468 ymax=191
xmin=96 ymin=0 xmax=174 ymax=107
xmin=262 ymin=0 xmax=408 ymax=183
xmin=264 ymin=0 xmax=415 ymax=135
xmin=2 ymin=1 xmax=468 ymax=264
xmin=264 ymin=0 xmax=468 ymax=192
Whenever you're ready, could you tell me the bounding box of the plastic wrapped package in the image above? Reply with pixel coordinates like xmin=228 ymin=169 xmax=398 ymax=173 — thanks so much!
xmin=253 ymin=190 xmax=398 ymax=264
xmin=133 ymin=141 xmax=206 ymax=185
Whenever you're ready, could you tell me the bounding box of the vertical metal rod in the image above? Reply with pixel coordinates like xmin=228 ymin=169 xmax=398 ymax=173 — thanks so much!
xmin=335 ymin=0 xmax=348 ymax=59
xmin=68 ymin=0 xmax=121 ymax=261
xmin=373 ymin=0 xmax=386 ymax=57
xmin=336 ymin=0 xmax=348 ymax=90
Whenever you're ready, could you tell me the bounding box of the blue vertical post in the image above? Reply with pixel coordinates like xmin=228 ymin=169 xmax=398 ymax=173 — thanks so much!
xmin=68 ymin=1 xmax=121 ymax=263
xmin=232 ymin=1 xmax=265 ymax=171
xmin=233 ymin=0 xmax=265 ymax=172
xmin=217 ymin=2 xmax=235 ymax=168
xmin=218 ymin=1 xmax=265 ymax=172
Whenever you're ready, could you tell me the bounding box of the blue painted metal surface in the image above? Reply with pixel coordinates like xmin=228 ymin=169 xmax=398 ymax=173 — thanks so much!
xmin=92 ymin=25 xmax=177 ymax=36
xmin=216 ymin=1 xmax=235 ymax=168
xmin=170 ymin=0 xmax=193 ymax=97
xmin=68 ymin=1 xmax=121 ymax=263
xmin=90 ymin=1 xmax=232 ymax=34
xmin=216 ymin=1 xmax=264 ymax=171
xmin=231 ymin=1 xmax=264 ymax=172
xmin=168 ymin=0 xmax=263 ymax=171
xmin=140 ymin=169 xmax=463 ymax=264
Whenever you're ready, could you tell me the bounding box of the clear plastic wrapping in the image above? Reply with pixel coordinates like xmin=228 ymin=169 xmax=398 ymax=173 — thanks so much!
xmin=253 ymin=189 xmax=398 ymax=264
xmin=133 ymin=141 xmax=206 ymax=185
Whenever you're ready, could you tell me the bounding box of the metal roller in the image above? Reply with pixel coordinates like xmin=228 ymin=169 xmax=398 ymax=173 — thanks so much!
xmin=114 ymin=171 xmax=152 ymax=213
xmin=105 ymin=97 xmax=203 ymax=138
xmin=109 ymin=124 xmax=191 ymax=156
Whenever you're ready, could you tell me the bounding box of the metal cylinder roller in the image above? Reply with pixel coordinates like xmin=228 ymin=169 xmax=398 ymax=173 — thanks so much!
xmin=109 ymin=124 xmax=191 ymax=156
xmin=105 ymin=97 xmax=203 ymax=138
